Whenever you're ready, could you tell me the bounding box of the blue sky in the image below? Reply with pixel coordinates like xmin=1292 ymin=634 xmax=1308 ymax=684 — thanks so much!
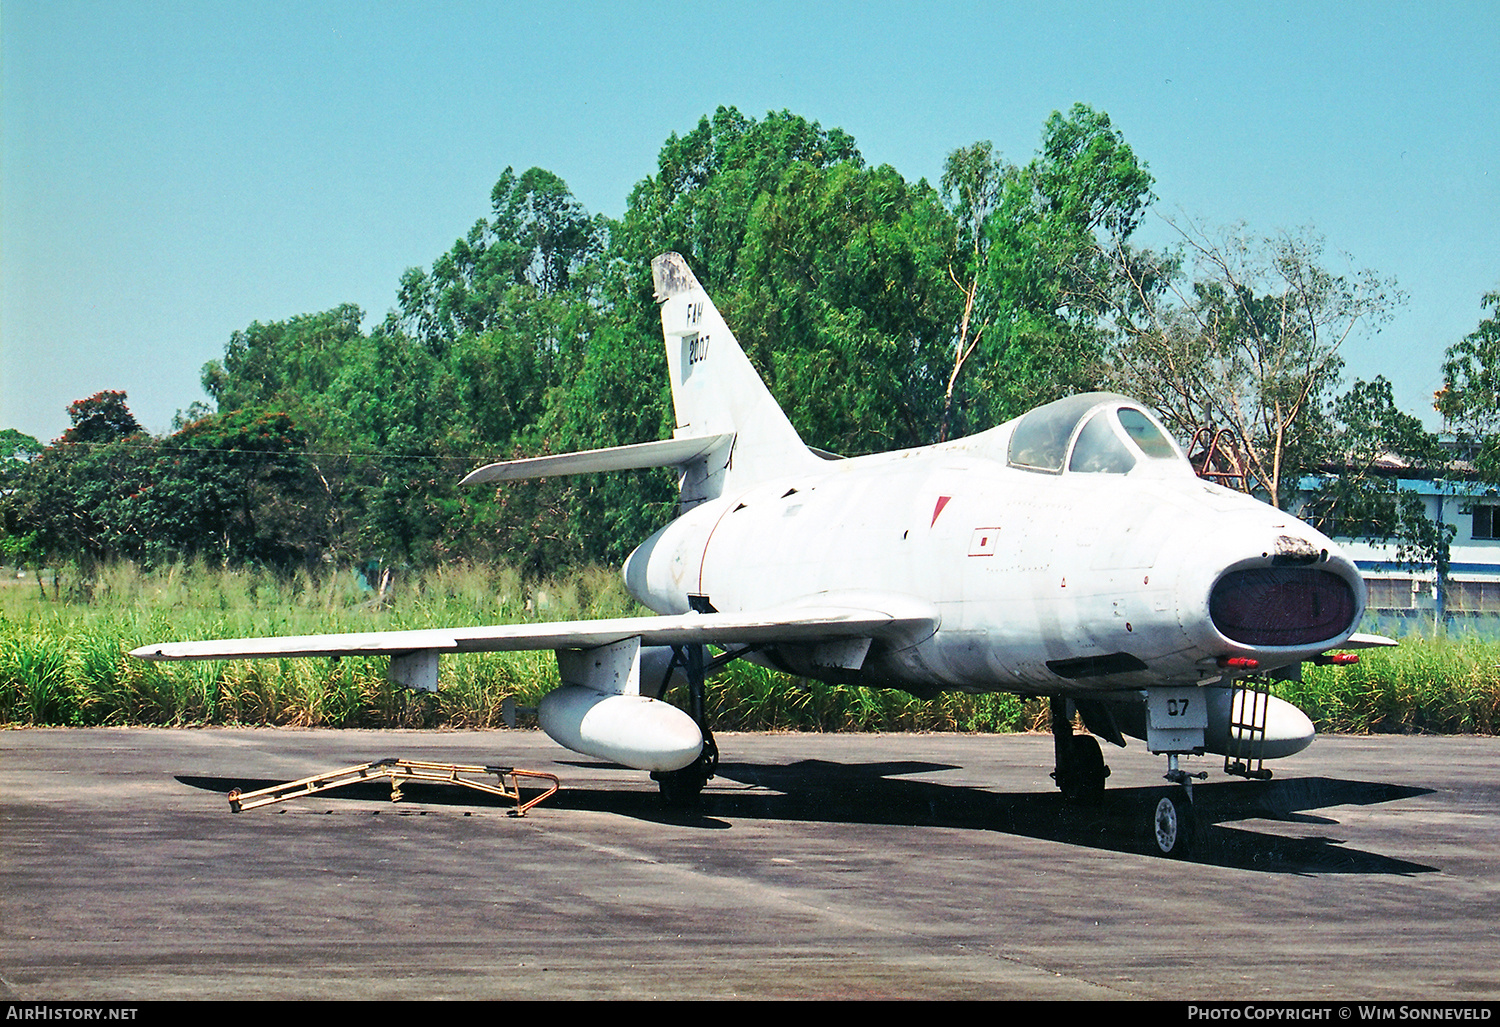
xmin=4 ymin=1 xmax=1497 ymax=443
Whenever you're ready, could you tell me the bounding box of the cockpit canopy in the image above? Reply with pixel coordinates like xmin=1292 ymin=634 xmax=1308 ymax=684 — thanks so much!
xmin=1006 ymin=393 xmax=1186 ymax=476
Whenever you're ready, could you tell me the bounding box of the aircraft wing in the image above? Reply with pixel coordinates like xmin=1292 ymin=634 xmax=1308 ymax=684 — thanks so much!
xmin=129 ymin=594 xmax=940 ymax=662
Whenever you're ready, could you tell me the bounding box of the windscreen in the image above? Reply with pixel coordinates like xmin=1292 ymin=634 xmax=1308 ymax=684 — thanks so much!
xmin=1007 ymin=394 xmax=1184 ymax=475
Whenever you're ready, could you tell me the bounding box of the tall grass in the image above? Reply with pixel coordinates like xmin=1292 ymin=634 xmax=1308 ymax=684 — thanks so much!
xmin=3 ymin=561 xmax=1496 ymax=734
xmin=1283 ymin=633 xmax=1500 ymax=734
xmin=0 ymin=560 xmax=1038 ymax=731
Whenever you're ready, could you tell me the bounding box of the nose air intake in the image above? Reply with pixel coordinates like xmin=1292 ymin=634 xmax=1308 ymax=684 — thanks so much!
xmin=1209 ymin=568 xmax=1358 ymax=647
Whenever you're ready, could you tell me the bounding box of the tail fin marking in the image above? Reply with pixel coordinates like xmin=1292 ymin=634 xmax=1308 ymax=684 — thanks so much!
xmin=653 ymin=253 xmax=819 ymax=491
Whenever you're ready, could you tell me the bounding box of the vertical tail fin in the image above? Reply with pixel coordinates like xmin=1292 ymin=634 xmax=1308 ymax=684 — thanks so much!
xmin=653 ymin=253 xmax=819 ymax=499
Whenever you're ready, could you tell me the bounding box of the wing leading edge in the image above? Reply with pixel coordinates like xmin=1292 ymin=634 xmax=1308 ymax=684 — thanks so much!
xmin=129 ymin=594 xmax=940 ymax=662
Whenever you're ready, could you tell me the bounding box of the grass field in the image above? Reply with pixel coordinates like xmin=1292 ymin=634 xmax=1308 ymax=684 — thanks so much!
xmin=0 ymin=561 xmax=1033 ymax=732
xmin=3 ymin=562 xmax=1497 ymax=734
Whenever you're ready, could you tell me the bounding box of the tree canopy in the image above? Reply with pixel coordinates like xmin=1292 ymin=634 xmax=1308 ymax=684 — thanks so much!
xmin=1437 ymin=289 xmax=1500 ymax=484
xmin=1108 ymin=220 xmax=1404 ymax=509
xmin=0 ymin=104 xmax=1440 ymax=579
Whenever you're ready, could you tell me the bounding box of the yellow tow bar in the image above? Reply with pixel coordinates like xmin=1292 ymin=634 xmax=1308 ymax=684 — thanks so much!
xmin=226 ymin=757 xmax=560 ymax=816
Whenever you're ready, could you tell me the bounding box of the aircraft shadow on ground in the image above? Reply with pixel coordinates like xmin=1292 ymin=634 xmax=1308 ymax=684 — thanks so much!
xmin=664 ymin=761 xmax=1431 ymax=875
xmin=179 ymin=757 xmax=1435 ymax=875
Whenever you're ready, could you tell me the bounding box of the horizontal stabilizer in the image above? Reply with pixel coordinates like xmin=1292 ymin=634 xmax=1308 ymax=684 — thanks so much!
xmin=461 ymin=433 xmax=734 ymax=486
xmin=130 ymin=594 xmax=940 ymax=662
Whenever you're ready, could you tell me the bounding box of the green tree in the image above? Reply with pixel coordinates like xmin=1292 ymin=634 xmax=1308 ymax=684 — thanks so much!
xmin=321 ymin=325 xmax=468 ymax=566
xmin=610 ymin=107 xmax=862 ymax=301
xmin=1436 ymin=289 xmax=1500 ymax=483
xmin=969 ymin=106 xmax=1155 ymax=430
xmin=938 ymin=141 xmax=1009 ymax=441
xmin=528 ymin=321 xmax=678 ymax=570
xmin=933 ymin=106 xmax=1157 ymax=441
xmin=60 ymin=391 xmax=143 ymax=445
xmin=0 ymin=430 xmax=47 ymax=576
xmin=1 ymin=394 xmax=150 ymax=564
xmin=0 ymin=429 xmax=42 ymax=487
xmin=608 ymin=107 xmax=954 ymax=454
xmin=196 ymin=306 xmax=373 ymax=566
xmin=397 ymin=167 xmax=606 ymax=356
xmin=6 ymin=399 xmax=151 ymax=564
xmin=133 ymin=410 xmax=314 ymax=566
xmin=3 ymin=401 xmax=317 ymax=569
xmin=201 ymin=305 xmax=367 ymax=423
xmin=735 ymin=160 xmax=957 ymax=452
xmin=1111 ymin=221 xmax=1404 ymax=509
xmin=1304 ymin=377 xmax=1452 ymax=572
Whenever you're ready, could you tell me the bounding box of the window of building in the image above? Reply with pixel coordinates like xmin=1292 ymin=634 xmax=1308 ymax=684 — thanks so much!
xmin=1473 ymin=505 xmax=1498 ymax=541
xmin=1365 ymin=578 xmax=1414 ymax=610
xmin=1448 ymin=580 xmax=1500 ymax=613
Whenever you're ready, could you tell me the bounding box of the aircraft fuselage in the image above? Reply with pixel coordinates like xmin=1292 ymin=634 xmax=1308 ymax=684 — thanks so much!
xmin=626 ymin=420 xmax=1363 ymax=700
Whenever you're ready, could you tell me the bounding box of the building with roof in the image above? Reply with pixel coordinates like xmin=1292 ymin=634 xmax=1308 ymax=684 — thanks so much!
xmin=1313 ymin=478 xmax=1500 ymax=635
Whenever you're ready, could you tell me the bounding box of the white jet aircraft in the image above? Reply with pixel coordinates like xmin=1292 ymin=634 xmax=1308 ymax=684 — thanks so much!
xmin=133 ymin=252 xmax=1390 ymax=856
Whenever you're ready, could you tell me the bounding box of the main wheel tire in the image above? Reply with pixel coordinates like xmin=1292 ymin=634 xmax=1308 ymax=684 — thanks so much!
xmin=1057 ymin=734 xmax=1109 ymax=804
xmin=653 ymin=732 xmax=718 ymax=808
xmin=656 ymin=768 xmax=705 ymax=807
xmin=1149 ymin=790 xmax=1197 ymax=858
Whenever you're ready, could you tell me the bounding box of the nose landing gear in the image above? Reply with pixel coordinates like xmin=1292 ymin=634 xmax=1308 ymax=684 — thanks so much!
xmin=1050 ymin=694 xmax=1209 ymax=857
xmin=1149 ymin=755 xmax=1207 ymax=857
xmin=1150 ymin=789 xmax=1196 ymax=857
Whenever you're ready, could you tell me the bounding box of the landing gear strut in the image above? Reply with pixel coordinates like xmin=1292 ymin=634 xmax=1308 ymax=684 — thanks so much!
xmin=1050 ymin=697 xmax=1109 ymax=803
xmin=651 ymin=641 xmax=717 ymax=807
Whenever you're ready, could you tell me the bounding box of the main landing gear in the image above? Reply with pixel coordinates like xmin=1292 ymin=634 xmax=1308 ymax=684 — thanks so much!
xmin=650 ymin=640 xmax=718 ymax=807
xmin=653 ymin=730 xmax=718 ymax=807
xmin=1049 ymin=697 xmax=1110 ymax=803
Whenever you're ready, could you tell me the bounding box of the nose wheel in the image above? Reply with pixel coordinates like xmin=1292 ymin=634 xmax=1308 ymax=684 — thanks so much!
xmin=1147 ymin=755 xmax=1205 ymax=857
xmin=1149 ymin=789 xmax=1197 ymax=857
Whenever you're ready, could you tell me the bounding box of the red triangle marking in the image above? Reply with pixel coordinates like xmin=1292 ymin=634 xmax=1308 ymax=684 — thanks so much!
xmin=931 ymin=495 xmax=952 ymax=527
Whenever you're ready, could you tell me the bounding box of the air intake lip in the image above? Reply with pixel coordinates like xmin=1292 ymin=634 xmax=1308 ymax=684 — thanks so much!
xmin=1210 ymin=567 xmax=1357 ymax=648
xmin=1271 ymin=549 xmax=1324 ymax=566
